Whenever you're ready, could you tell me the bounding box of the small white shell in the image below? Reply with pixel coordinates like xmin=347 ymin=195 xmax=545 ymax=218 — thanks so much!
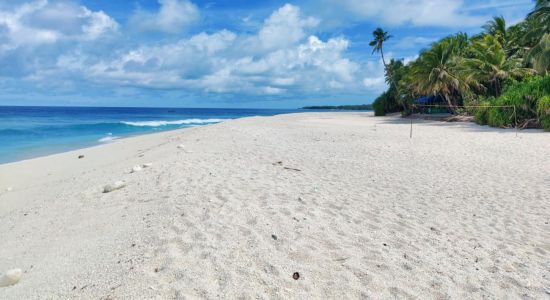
xmin=177 ymin=144 xmax=185 ymax=149
xmin=5 ymin=187 xmax=12 ymax=192
xmin=131 ymin=165 xmax=143 ymax=173
xmin=103 ymin=181 xmax=126 ymax=193
xmin=142 ymin=163 xmax=153 ymax=168
xmin=0 ymin=269 xmax=22 ymax=287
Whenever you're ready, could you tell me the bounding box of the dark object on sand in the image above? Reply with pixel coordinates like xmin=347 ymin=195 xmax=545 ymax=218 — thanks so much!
xmin=284 ymin=167 xmax=301 ymax=172
xmin=292 ymin=272 xmax=300 ymax=280
xmin=78 ymin=155 xmax=85 ymax=159
xmin=271 ymin=234 xmax=278 ymax=240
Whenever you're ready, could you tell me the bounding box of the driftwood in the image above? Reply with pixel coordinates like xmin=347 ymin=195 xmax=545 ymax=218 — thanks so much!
xmin=519 ymin=118 xmax=540 ymax=129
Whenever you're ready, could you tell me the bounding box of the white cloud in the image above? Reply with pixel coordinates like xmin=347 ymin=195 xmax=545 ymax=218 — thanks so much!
xmin=362 ymin=59 xmax=387 ymax=93
xmin=130 ymin=0 xmax=199 ymax=33
xmin=307 ymin=0 xmax=487 ymax=28
xmin=85 ymin=31 xmax=360 ymax=95
xmin=81 ymin=3 xmax=361 ymax=96
xmin=258 ymin=4 xmax=319 ymax=50
xmin=394 ymin=36 xmax=437 ymax=49
xmin=0 ymin=0 xmax=118 ymax=51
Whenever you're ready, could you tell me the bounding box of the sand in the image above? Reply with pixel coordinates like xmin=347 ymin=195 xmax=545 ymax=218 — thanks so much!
xmin=0 ymin=112 xmax=549 ymax=299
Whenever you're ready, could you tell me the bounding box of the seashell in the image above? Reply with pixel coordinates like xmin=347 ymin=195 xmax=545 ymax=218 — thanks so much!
xmin=0 ymin=269 xmax=22 ymax=287
xmin=177 ymin=144 xmax=185 ymax=149
xmin=103 ymin=181 xmax=126 ymax=193
xmin=5 ymin=187 xmax=12 ymax=192
xmin=131 ymin=165 xmax=143 ymax=173
xmin=142 ymin=163 xmax=153 ymax=168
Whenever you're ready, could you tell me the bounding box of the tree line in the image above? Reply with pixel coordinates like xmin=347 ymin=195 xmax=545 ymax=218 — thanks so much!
xmin=371 ymin=0 xmax=550 ymax=130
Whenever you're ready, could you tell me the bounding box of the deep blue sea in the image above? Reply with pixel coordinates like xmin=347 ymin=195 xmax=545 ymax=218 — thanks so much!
xmin=0 ymin=106 xmax=306 ymax=164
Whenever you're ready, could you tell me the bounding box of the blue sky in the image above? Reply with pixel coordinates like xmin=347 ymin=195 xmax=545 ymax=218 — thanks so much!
xmin=0 ymin=0 xmax=535 ymax=108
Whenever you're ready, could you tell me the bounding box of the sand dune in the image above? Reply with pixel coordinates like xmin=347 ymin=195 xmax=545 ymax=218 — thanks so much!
xmin=0 ymin=113 xmax=549 ymax=299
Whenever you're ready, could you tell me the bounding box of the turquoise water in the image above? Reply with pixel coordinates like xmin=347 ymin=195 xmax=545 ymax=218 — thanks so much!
xmin=0 ymin=106 xmax=304 ymax=164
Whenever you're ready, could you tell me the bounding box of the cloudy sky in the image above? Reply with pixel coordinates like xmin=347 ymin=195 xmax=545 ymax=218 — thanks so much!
xmin=0 ymin=0 xmax=535 ymax=108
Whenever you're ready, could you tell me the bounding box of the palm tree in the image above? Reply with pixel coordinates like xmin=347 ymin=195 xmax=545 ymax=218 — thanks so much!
xmin=483 ymin=16 xmax=507 ymax=46
xmin=410 ymin=35 xmax=470 ymax=113
xmin=369 ymin=28 xmax=407 ymax=111
xmin=524 ymin=0 xmax=550 ymax=46
xmin=526 ymin=33 xmax=550 ymax=75
xmin=369 ymin=27 xmax=392 ymax=67
xmin=461 ymin=35 xmax=535 ymax=97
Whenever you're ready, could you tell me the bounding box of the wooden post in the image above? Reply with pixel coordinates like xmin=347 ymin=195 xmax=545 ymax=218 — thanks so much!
xmin=514 ymin=105 xmax=518 ymax=137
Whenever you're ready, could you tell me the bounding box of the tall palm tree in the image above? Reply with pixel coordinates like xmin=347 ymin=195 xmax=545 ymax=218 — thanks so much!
xmin=461 ymin=35 xmax=535 ymax=97
xmin=410 ymin=36 xmax=469 ymax=113
xmin=369 ymin=27 xmax=392 ymax=67
xmin=526 ymin=33 xmax=550 ymax=75
xmin=483 ymin=16 xmax=507 ymax=46
xmin=369 ymin=28 xmax=407 ymax=111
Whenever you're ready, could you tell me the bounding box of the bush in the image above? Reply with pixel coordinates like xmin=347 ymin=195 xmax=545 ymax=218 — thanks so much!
xmin=372 ymin=90 xmax=401 ymax=116
xmin=481 ymin=76 xmax=550 ymax=128
xmin=473 ymin=100 xmax=492 ymax=125
xmin=538 ymin=95 xmax=550 ymax=131
xmin=372 ymin=95 xmax=387 ymax=116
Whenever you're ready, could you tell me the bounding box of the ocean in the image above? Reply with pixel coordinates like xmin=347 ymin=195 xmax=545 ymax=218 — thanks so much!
xmin=0 ymin=106 xmax=305 ymax=164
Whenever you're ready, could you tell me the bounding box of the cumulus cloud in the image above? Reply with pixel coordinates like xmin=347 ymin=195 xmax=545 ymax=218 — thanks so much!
xmin=85 ymin=31 xmax=359 ymax=95
xmin=0 ymin=2 xmax=375 ymax=102
xmin=258 ymin=4 xmax=319 ymax=50
xmin=394 ymin=36 xmax=437 ymax=49
xmin=0 ymin=0 xmax=117 ymax=51
xmin=129 ymin=0 xmax=199 ymax=33
xmin=306 ymin=0 xmax=487 ymax=28
xmin=362 ymin=59 xmax=387 ymax=93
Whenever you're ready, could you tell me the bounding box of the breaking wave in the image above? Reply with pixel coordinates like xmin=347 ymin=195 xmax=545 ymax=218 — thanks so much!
xmin=121 ymin=118 xmax=226 ymax=127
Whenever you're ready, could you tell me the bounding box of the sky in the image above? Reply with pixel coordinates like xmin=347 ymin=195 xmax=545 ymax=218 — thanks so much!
xmin=0 ymin=0 xmax=536 ymax=108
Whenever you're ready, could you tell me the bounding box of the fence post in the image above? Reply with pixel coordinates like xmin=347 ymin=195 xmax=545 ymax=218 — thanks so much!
xmin=514 ymin=105 xmax=518 ymax=137
xmin=410 ymin=105 xmax=414 ymax=138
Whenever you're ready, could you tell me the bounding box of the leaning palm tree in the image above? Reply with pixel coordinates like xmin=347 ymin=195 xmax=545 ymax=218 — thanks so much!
xmin=369 ymin=28 xmax=407 ymax=111
xmin=369 ymin=27 xmax=392 ymax=67
xmin=460 ymin=35 xmax=535 ymax=97
xmin=410 ymin=35 xmax=470 ymax=113
xmin=526 ymin=33 xmax=550 ymax=75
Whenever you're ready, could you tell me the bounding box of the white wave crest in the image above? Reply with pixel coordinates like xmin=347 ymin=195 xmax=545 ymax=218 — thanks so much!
xmin=98 ymin=135 xmax=119 ymax=143
xmin=121 ymin=118 xmax=226 ymax=127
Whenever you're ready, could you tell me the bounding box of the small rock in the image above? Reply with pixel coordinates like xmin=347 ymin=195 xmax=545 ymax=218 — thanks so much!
xmin=0 ymin=269 xmax=22 ymax=287
xmin=78 ymin=155 xmax=84 ymax=159
xmin=5 ymin=187 xmax=12 ymax=192
xmin=142 ymin=163 xmax=153 ymax=168
xmin=292 ymin=272 xmax=300 ymax=280
xmin=271 ymin=234 xmax=278 ymax=240
xmin=103 ymin=181 xmax=126 ymax=193
xmin=177 ymin=144 xmax=185 ymax=149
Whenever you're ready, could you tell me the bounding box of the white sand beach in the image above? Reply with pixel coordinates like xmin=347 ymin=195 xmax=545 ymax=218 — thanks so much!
xmin=0 ymin=112 xmax=549 ymax=299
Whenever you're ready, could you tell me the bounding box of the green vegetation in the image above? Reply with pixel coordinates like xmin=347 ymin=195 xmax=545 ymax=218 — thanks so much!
xmin=371 ymin=0 xmax=550 ymax=130
xmin=302 ymin=104 xmax=373 ymax=110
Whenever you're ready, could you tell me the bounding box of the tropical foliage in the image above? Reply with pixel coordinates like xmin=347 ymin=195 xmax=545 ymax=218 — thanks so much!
xmin=371 ymin=0 xmax=550 ymax=130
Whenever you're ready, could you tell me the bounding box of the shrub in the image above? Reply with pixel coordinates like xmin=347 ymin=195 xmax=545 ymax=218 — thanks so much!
xmin=473 ymin=100 xmax=492 ymax=125
xmin=484 ymin=76 xmax=550 ymax=128
xmin=372 ymin=95 xmax=386 ymax=116
xmin=537 ymin=95 xmax=550 ymax=131
xmin=372 ymin=90 xmax=401 ymax=116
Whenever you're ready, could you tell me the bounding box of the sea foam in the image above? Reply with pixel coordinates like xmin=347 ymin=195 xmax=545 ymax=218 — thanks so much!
xmin=121 ymin=119 xmax=226 ymax=127
xmin=98 ymin=133 xmax=119 ymax=143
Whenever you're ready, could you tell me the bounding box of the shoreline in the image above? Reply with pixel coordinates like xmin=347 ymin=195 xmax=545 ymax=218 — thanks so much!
xmin=1 ymin=112 xmax=549 ymax=299
xmin=2 ymin=111 xmax=544 ymax=167
xmin=0 ymin=120 xmax=226 ymax=167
